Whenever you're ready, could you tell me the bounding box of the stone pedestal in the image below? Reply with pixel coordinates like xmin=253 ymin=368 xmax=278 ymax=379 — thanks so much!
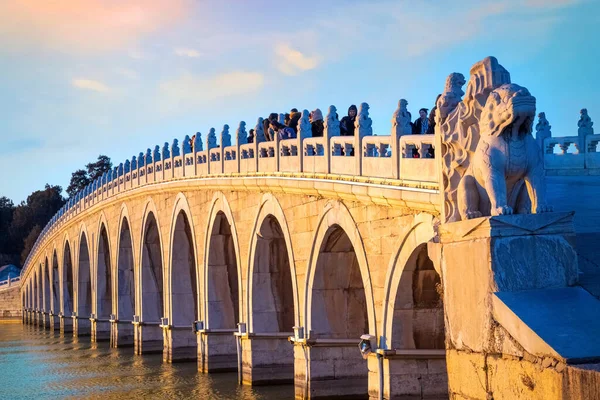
xmin=293 ymin=340 xmax=367 ymax=399
xmin=240 ymin=334 xmax=294 ymax=386
xmin=91 ymin=319 xmax=111 ymax=342
xmin=60 ymin=315 xmax=73 ymax=334
xmin=50 ymin=314 xmax=60 ymax=331
xmin=133 ymin=323 xmax=164 ymax=355
xmin=110 ymin=321 xmax=134 ymax=348
xmin=42 ymin=312 xmax=50 ymax=329
xmin=163 ymin=327 xmax=197 ymax=363
xmin=431 ymin=212 xmax=600 ymax=399
xmin=198 ymin=330 xmax=238 ymax=372
xmin=74 ymin=317 xmax=91 ymax=337
xmin=368 ymin=350 xmax=448 ymax=400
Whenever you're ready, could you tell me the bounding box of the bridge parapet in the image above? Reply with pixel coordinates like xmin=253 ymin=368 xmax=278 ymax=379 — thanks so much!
xmin=22 ymin=107 xmax=439 ymax=275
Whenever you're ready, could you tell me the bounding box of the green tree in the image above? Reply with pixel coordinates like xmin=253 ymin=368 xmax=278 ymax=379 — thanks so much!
xmin=20 ymin=225 xmax=42 ymax=266
xmin=66 ymin=169 xmax=91 ymax=198
xmin=0 ymin=196 xmax=15 ymax=258
xmin=86 ymin=155 xmax=112 ymax=181
xmin=10 ymin=184 xmax=65 ymax=265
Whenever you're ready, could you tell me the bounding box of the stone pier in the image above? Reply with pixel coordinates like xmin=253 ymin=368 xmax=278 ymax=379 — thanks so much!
xmin=59 ymin=314 xmax=73 ymax=334
xmin=133 ymin=323 xmax=164 ymax=355
xmin=91 ymin=318 xmax=111 ymax=342
xmin=240 ymin=333 xmax=294 ymax=386
xmin=110 ymin=320 xmax=134 ymax=348
xmin=433 ymin=213 xmax=600 ymax=399
xmin=293 ymin=340 xmax=368 ymax=399
xmin=163 ymin=327 xmax=198 ymax=363
xmin=198 ymin=330 xmax=238 ymax=372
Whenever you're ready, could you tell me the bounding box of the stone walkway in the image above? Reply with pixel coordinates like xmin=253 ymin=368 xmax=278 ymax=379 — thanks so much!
xmin=547 ymin=176 xmax=600 ymax=298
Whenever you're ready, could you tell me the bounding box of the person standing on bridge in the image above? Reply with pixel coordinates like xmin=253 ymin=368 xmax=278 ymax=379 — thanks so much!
xmin=270 ymin=121 xmax=296 ymax=140
xmin=340 ymin=104 xmax=357 ymax=136
xmin=413 ymin=108 xmax=429 ymax=135
xmin=288 ymin=109 xmax=301 ymax=133
xmin=311 ymin=108 xmax=324 ymax=137
xmin=248 ymin=129 xmax=254 ymax=143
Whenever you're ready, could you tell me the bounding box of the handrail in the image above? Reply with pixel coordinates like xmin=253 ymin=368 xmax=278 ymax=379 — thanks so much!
xmin=20 ymin=114 xmax=439 ymax=278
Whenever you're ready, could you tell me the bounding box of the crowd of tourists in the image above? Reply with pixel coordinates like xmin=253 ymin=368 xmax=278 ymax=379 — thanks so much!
xmin=191 ymin=102 xmax=437 ymax=158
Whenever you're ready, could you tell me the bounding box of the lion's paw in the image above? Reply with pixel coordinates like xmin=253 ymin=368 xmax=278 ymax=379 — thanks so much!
xmin=535 ymin=204 xmax=553 ymax=213
xmin=465 ymin=210 xmax=483 ymax=219
xmin=493 ymin=205 xmax=513 ymax=216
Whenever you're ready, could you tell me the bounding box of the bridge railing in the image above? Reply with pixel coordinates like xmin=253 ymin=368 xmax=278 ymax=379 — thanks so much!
xmin=544 ymin=134 xmax=600 ymax=171
xmin=22 ymin=101 xmax=443 ymax=276
xmin=0 ymin=276 xmax=21 ymax=291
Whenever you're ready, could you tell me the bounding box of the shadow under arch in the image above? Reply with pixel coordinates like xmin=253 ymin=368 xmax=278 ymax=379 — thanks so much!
xmin=301 ymin=200 xmax=376 ymax=398
xmin=304 ymin=201 xmax=376 ymax=337
xmin=203 ymin=192 xmax=242 ymax=330
xmin=62 ymin=239 xmax=74 ymax=319
xmin=380 ymin=213 xmax=438 ymax=349
xmin=166 ymin=193 xmax=199 ymax=361
xmin=378 ymin=213 xmax=448 ymax=399
xmin=43 ymin=256 xmax=50 ymax=314
xmin=51 ymin=249 xmax=59 ymax=315
xmin=94 ymin=216 xmax=112 ymax=341
xmin=77 ymin=229 xmax=92 ymax=336
xmin=136 ymin=198 xmax=165 ymax=355
xmin=246 ymin=193 xmax=299 ymax=333
xmin=242 ymin=193 xmax=298 ymax=384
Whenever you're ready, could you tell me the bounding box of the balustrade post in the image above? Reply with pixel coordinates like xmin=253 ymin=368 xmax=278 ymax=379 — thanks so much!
xmin=354 ymin=102 xmax=372 ymax=176
xmin=324 ymin=106 xmax=339 ymax=175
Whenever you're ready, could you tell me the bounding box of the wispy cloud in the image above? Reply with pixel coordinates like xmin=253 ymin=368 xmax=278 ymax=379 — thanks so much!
xmin=0 ymin=0 xmax=190 ymax=53
xmin=525 ymin=0 xmax=579 ymax=8
xmin=174 ymin=47 xmax=202 ymax=58
xmin=72 ymin=78 xmax=110 ymax=93
xmin=115 ymin=68 xmax=139 ymax=80
xmin=275 ymin=44 xmax=319 ymax=76
xmin=158 ymin=71 xmax=264 ymax=114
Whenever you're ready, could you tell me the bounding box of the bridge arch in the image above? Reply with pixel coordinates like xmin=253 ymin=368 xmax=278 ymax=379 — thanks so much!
xmin=95 ymin=213 xmax=112 ymax=320
xmin=380 ymin=213 xmax=439 ymax=350
xmin=167 ymin=193 xmax=199 ymax=326
xmin=304 ymin=200 xmax=377 ymax=338
xmin=51 ymin=248 xmax=59 ymax=314
xmin=62 ymin=236 xmax=74 ymax=316
xmin=43 ymin=256 xmax=50 ymax=312
xmin=203 ymin=192 xmax=242 ymax=329
xmin=116 ymin=204 xmax=135 ymax=321
xmin=246 ymin=193 xmax=299 ymax=333
xmin=138 ymin=198 xmax=165 ymax=324
xmin=77 ymin=225 xmax=92 ymax=320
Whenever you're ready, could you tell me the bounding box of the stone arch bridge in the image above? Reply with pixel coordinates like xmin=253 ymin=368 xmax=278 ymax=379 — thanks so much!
xmin=20 ymin=57 xmax=600 ymax=400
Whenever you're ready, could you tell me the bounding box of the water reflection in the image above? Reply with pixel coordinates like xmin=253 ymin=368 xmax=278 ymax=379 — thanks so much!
xmin=0 ymin=323 xmax=293 ymax=399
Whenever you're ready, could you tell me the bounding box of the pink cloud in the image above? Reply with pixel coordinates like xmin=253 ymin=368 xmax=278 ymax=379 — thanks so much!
xmin=0 ymin=0 xmax=191 ymax=53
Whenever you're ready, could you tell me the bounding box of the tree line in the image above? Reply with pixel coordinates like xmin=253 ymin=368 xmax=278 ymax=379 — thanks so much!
xmin=0 ymin=155 xmax=112 ymax=267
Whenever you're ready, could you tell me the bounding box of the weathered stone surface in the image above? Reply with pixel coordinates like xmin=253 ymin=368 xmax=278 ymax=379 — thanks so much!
xmin=493 ymin=287 xmax=600 ymax=362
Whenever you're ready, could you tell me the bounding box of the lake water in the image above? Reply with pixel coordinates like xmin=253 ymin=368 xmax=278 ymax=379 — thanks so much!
xmin=0 ymin=321 xmax=294 ymax=399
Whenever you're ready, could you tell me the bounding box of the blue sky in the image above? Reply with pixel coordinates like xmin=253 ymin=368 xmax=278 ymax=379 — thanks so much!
xmin=0 ymin=0 xmax=598 ymax=203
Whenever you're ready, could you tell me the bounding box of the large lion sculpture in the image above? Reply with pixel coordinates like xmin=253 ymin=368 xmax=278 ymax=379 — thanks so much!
xmin=435 ymin=57 xmax=552 ymax=223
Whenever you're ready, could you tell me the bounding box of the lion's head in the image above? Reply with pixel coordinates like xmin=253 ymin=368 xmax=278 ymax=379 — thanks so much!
xmin=479 ymin=83 xmax=536 ymax=139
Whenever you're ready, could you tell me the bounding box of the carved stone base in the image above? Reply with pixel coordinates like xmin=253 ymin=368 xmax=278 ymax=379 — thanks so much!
xmin=198 ymin=330 xmax=237 ymax=372
xmin=134 ymin=324 xmax=163 ymax=355
xmin=91 ymin=320 xmax=111 ymax=342
xmin=110 ymin=322 xmax=134 ymax=348
xmin=368 ymin=351 xmax=448 ymax=400
xmin=163 ymin=328 xmax=197 ymax=363
xmin=240 ymin=334 xmax=294 ymax=386
xmin=431 ymin=212 xmax=600 ymax=399
xmin=60 ymin=317 xmax=73 ymax=334
xmin=293 ymin=341 xmax=367 ymax=399
xmin=74 ymin=318 xmax=91 ymax=337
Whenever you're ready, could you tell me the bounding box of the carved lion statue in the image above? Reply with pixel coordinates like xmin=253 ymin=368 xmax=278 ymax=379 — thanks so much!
xmin=457 ymin=83 xmax=552 ymax=219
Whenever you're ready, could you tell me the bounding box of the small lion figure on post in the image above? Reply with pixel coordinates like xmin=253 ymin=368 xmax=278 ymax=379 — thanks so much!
xmin=435 ymin=56 xmax=552 ymax=222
